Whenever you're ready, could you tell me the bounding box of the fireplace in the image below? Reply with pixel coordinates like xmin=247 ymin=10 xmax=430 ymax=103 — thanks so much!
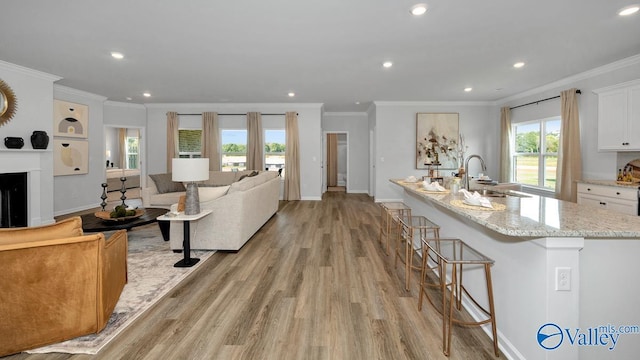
xmin=0 ymin=172 xmax=27 ymax=228
xmin=0 ymin=150 xmax=46 ymax=226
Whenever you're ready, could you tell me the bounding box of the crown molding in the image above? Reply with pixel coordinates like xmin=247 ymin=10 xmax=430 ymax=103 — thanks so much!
xmin=592 ymin=78 xmax=640 ymax=94
xmin=144 ymin=102 xmax=323 ymax=110
xmin=323 ymin=111 xmax=368 ymax=117
xmin=104 ymin=100 xmax=147 ymax=109
xmin=0 ymin=60 xmax=61 ymax=82
xmin=494 ymin=53 xmax=640 ymax=106
xmin=373 ymin=100 xmax=491 ymax=107
xmin=54 ymin=84 xmax=107 ymax=101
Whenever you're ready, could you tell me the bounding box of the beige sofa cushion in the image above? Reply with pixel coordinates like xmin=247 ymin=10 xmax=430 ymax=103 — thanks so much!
xmin=147 ymin=185 xmax=230 ymax=207
xmin=199 ymin=170 xmax=253 ymax=187
xmin=147 ymin=192 xmax=183 ymax=207
xmin=199 ymin=185 xmax=231 ymax=202
xmin=149 ymin=173 xmax=185 ymax=194
xmin=228 ymin=171 xmax=278 ymax=194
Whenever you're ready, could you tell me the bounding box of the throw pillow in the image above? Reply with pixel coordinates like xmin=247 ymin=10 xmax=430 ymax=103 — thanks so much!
xmin=237 ymin=170 xmax=260 ymax=182
xmin=149 ymin=173 xmax=185 ymax=194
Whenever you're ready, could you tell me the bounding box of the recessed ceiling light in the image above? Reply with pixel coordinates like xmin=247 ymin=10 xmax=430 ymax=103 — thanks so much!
xmin=410 ymin=4 xmax=428 ymax=16
xmin=126 ymin=97 xmax=132 ymax=101
xmin=355 ymin=101 xmax=360 ymax=105
xmin=619 ymin=5 xmax=639 ymax=16
xmin=383 ymin=61 xmax=393 ymax=68
xmin=143 ymin=92 xmax=151 ymax=97
xmin=464 ymin=87 xmax=473 ymax=92
xmin=288 ymin=92 xmax=295 ymax=97
xmin=513 ymin=62 xmax=525 ymax=68
xmin=111 ymin=52 xmax=124 ymax=60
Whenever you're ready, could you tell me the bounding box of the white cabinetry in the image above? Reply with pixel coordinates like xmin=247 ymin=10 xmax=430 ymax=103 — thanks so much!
xmin=594 ymin=79 xmax=640 ymax=151
xmin=577 ymin=183 xmax=638 ymax=216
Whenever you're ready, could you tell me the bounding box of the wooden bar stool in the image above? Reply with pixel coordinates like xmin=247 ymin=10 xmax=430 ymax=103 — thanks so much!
xmin=419 ymin=238 xmax=499 ymax=357
xmin=377 ymin=202 xmax=411 ymax=255
xmin=394 ymin=215 xmax=439 ymax=290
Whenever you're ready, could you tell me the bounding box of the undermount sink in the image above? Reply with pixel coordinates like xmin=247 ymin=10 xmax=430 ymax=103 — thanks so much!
xmin=480 ymin=189 xmax=531 ymax=198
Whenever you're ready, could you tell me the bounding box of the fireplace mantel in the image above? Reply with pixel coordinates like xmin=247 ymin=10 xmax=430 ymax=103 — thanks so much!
xmin=0 ymin=150 xmax=48 ymax=225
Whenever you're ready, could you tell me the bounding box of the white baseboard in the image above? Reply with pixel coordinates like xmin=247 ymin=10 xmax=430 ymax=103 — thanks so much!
xmin=54 ymin=203 xmax=100 ymax=217
xmin=374 ymin=198 xmax=403 ymax=203
xmin=301 ymin=196 xmax=322 ymax=201
xmin=347 ymin=189 xmax=370 ymax=194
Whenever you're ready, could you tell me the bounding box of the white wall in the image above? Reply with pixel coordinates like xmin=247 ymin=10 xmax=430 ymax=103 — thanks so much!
xmin=104 ymin=126 xmax=119 ymax=167
xmin=104 ymin=101 xmax=147 ymax=128
xmin=144 ymin=103 xmax=323 ymax=200
xmin=104 ymin=101 xmax=147 ymax=176
xmin=497 ymin=55 xmax=640 ymax=181
xmin=52 ymin=86 xmax=108 ymax=215
xmin=373 ymin=102 xmax=496 ymax=201
xmin=0 ymin=61 xmax=60 ymax=224
xmin=322 ymin=112 xmax=370 ymax=193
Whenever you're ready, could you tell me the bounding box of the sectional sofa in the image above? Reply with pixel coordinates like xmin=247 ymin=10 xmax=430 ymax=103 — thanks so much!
xmin=142 ymin=170 xmax=280 ymax=251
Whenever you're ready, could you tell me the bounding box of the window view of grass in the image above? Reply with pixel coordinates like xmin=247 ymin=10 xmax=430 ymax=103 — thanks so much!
xmin=176 ymin=129 xmax=286 ymax=171
xmin=178 ymin=129 xmax=202 ymax=158
xmin=221 ymin=130 xmax=285 ymax=172
xmin=513 ymin=118 xmax=560 ymax=189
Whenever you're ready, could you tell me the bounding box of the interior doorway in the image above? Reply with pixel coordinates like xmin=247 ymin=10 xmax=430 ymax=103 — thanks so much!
xmin=323 ymin=131 xmax=348 ymax=193
xmin=104 ymin=126 xmax=144 ymax=205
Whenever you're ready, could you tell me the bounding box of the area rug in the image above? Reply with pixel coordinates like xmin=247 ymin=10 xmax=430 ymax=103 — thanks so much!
xmin=27 ymin=224 xmax=214 ymax=355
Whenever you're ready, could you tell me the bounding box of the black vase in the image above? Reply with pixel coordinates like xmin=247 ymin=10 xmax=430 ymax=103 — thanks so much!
xmin=30 ymin=131 xmax=50 ymax=149
xmin=4 ymin=137 xmax=24 ymax=149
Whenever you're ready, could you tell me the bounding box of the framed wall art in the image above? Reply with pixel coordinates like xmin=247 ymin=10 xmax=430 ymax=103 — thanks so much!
xmin=53 ymin=139 xmax=89 ymax=176
xmin=53 ymin=99 xmax=88 ymax=138
xmin=416 ymin=112 xmax=459 ymax=169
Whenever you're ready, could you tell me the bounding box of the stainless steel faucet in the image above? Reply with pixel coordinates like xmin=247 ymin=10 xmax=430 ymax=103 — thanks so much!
xmin=464 ymin=154 xmax=487 ymax=190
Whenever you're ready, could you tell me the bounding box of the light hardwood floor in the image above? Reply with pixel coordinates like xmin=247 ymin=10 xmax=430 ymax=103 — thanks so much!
xmin=8 ymin=192 xmax=501 ymax=359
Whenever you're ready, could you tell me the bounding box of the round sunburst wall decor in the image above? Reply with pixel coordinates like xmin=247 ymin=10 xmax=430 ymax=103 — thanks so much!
xmin=0 ymin=78 xmax=18 ymax=127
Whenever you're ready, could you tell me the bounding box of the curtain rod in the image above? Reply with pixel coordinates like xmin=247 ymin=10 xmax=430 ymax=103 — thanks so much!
xmin=510 ymin=89 xmax=581 ymax=110
xmin=175 ymin=113 xmax=293 ymax=116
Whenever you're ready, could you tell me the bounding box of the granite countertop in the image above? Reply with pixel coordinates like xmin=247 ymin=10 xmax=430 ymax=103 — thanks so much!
xmin=579 ymin=179 xmax=640 ymax=189
xmin=391 ymin=179 xmax=640 ymax=239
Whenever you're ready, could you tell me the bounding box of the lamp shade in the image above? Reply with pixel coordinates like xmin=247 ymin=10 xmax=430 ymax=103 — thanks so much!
xmin=172 ymin=158 xmax=210 ymax=182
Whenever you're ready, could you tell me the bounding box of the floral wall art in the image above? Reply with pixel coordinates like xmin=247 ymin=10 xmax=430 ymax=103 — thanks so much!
xmin=416 ymin=113 xmax=459 ymax=169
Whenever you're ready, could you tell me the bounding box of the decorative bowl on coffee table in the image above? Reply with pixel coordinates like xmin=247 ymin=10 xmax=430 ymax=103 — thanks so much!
xmin=94 ymin=209 xmax=145 ymax=222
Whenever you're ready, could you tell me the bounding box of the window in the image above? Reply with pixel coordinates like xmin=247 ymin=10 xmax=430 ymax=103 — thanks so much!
xmin=125 ymin=136 xmax=139 ymax=169
xmin=512 ymin=117 xmax=560 ymax=189
xmin=264 ymin=129 xmax=285 ymax=175
xmin=221 ymin=130 xmax=247 ymax=171
xmin=178 ymin=129 xmax=202 ymax=158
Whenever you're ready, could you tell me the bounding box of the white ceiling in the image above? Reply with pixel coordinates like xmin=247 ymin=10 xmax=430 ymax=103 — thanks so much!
xmin=1 ymin=0 xmax=639 ymax=112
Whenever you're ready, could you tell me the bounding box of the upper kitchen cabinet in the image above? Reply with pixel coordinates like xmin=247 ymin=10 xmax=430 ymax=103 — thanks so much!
xmin=595 ymin=79 xmax=640 ymax=151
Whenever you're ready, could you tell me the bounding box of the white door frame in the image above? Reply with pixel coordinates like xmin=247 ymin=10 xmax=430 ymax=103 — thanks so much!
xmin=103 ymin=125 xmax=146 ymax=187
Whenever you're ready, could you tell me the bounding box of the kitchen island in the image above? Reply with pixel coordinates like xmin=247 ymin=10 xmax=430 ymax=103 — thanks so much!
xmin=391 ymin=179 xmax=640 ymax=360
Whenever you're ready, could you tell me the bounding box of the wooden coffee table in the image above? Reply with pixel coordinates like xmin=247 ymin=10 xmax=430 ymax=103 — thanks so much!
xmin=81 ymin=207 xmax=169 ymax=233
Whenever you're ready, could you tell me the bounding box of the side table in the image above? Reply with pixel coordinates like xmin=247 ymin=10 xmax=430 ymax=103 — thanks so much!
xmin=157 ymin=210 xmax=212 ymax=268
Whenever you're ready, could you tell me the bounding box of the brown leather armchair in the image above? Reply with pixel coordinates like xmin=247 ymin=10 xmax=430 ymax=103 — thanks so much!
xmin=0 ymin=216 xmax=128 ymax=357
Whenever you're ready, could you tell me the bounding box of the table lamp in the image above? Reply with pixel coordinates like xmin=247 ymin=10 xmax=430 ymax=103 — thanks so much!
xmin=172 ymin=158 xmax=209 ymax=215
